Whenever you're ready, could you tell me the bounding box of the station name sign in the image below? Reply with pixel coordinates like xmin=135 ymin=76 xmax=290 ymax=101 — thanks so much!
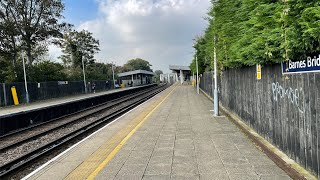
xmin=282 ymin=54 xmax=320 ymax=74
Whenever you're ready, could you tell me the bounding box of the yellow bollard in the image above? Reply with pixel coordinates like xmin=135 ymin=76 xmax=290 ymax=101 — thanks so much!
xmin=11 ymin=86 xmax=19 ymax=105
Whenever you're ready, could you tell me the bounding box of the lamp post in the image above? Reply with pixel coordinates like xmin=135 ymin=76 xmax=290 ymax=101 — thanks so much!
xmin=196 ymin=54 xmax=199 ymax=94
xmin=213 ymin=36 xmax=219 ymax=116
xmin=193 ymin=40 xmax=200 ymax=94
xmin=112 ymin=62 xmax=115 ymax=88
xmin=22 ymin=52 xmax=30 ymax=103
xmin=81 ymin=56 xmax=87 ymax=93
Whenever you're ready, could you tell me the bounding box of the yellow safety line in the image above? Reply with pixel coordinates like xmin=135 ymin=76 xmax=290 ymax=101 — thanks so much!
xmin=65 ymin=104 xmax=156 ymax=179
xmin=86 ymin=85 xmax=177 ymax=180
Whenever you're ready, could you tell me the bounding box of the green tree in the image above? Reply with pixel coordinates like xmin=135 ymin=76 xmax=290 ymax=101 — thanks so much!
xmin=190 ymin=0 xmax=320 ymax=71
xmin=191 ymin=36 xmax=212 ymax=74
xmin=0 ymin=0 xmax=70 ymax=83
xmin=86 ymin=63 xmax=111 ymax=81
xmin=1 ymin=0 xmax=67 ymax=64
xmin=122 ymin=58 xmax=152 ymax=72
xmin=0 ymin=57 xmax=10 ymax=82
xmin=154 ymin=70 xmax=163 ymax=76
xmin=59 ymin=30 xmax=100 ymax=68
xmin=288 ymin=1 xmax=320 ymax=60
xmin=154 ymin=70 xmax=163 ymax=82
xmin=65 ymin=67 xmax=83 ymax=81
xmin=28 ymin=61 xmax=67 ymax=82
xmin=0 ymin=1 xmax=21 ymax=78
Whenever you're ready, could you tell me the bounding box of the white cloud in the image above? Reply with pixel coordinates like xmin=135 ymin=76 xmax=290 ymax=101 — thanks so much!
xmin=51 ymin=0 xmax=211 ymax=72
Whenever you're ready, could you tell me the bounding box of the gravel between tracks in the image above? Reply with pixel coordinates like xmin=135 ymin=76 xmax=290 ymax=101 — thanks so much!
xmin=0 ymin=99 xmax=121 ymax=149
xmin=0 ymin=89 xmax=153 ymax=165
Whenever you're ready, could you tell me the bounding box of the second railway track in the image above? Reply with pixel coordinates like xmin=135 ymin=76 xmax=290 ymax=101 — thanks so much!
xmin=0 ymin=84 xmax=169 ymax=178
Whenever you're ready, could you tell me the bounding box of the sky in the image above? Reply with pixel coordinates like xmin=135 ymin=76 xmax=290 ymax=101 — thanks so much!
xmin=49 ymin=0 xmax=211 ymax=73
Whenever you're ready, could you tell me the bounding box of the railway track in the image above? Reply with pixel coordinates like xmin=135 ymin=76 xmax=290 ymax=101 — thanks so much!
xmin=0 ymin=84 xmax=169 ymax=178
xmin=0 ymin=84 xmax=162 ymax=151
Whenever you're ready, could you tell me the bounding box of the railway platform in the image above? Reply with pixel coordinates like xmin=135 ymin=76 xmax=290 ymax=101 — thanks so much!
xmin=0 ymin=85 xmax=151 ymax=117
xmin=23 ymin=85 xmax=291 ymax=180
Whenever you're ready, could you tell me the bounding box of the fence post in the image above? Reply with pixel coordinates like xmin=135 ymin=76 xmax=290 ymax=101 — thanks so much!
xmin=0 ymin=83 xmax=2 ymax=106
xmin=3 ymin=83 xmax=7 ymax=106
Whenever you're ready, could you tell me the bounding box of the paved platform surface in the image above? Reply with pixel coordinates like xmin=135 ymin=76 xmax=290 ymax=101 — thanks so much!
xmin=0 ymin=85 xmax=150 ymax=117
xmin=24 ymin=85 xmax=291 ymax=180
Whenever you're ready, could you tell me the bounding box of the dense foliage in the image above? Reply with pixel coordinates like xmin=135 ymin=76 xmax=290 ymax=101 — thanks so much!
xmin=0 ymin=0 xmax=68 ymax=82
xmin=122 ymin=58 xmax=153 ymax=72
xmin=59 ymin=30 xmax=100 ymax=68
xmin=191 ymin=0 xmax=320 ymax=73
xmin=28 ymin=61 xmax=67 ymax=82
xmin=0 ymin=0 xmax=67 ymax=65
xmin=153 ymin=70 xmax=163 ymax=83
xmin=0 ymin=1 xmax=157 ymax=83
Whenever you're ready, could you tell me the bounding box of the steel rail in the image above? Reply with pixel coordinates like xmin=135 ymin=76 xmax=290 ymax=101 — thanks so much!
xmin=0 ymin=84 xmax=168 ymax=178
xmin=0 ymin=84 xmax=157 ymax=139
xmin=0 ymin=85 xmax=161 ymax=152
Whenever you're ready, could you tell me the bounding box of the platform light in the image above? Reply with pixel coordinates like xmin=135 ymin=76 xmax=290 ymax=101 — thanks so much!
xmin=22 ymin=52 xmax=30 ymax=103
xmin=193 ymin=40 xmax=200 ymax=94
xmin=81 ymin=56 xmax=87 ymax=93
xmin=112 ymin=62 xmax=115 ymax=88
xmin=213 ymin=36 xmax=219 ymax=116
xmin=196 ymin=54 xmax=199 ymax=94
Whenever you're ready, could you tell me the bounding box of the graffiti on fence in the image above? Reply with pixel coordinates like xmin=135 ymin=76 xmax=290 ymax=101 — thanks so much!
xmin=271 ymin=82 xmax=305 ymax=113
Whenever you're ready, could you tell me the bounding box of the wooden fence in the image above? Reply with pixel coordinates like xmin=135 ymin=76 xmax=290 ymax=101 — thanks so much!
xmin=200 ymin=63 xmax=319 ymax=177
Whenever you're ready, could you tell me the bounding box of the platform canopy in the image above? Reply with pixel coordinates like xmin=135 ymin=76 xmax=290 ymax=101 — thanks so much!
xmin=118 ymin=70 xmax=154 ymax=77
xmin=169 ymin=65 xmax=191 ymax=84
xmin=118 ymin=70 xmax=154 ymax=87
xmin=169 ymin=65 xmax=191 ymax=71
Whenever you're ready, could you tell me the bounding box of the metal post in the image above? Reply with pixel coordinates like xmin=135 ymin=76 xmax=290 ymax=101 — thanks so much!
xmin=180 ymin=69 xmax=183 ymax=84
xmin=213 ymin=37 xmax=219 ymax=116
xmin=22 ymin=53 xmax=30 ymax=103
xmin=132 ymin=74 xmax=134 ymax=86
xmin=196 ymin=55 xmax=199 ymax=94
xmin=81 ymin=56 xmax=87 ymax=93
xmin=192 ymin=72 xmax=195 ymax=87
xmin=112 ymin=63 xmax=115 ymax=88
xmin=2 ymin=83 xmax=7 ymax=106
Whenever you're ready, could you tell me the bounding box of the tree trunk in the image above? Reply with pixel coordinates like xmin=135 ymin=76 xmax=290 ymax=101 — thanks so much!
xmin=26 ymin=42 xmax=32 ymax=65
xmin=10 ymin=35 xmax=17 ymax=78
xmin=12 ymin=53 xmax=17 ymax=77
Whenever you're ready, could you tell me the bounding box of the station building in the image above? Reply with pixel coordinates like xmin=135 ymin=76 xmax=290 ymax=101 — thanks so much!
xmin=118 ymin=70 xmax=154 ymax=87
xmin=169 ymin=65 xmax=191 ymax=84
xmin=160 ymin=73 xmax=178 ymax=83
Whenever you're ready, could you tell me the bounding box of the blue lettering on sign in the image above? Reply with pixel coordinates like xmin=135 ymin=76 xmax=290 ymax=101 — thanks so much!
xmin=282 ymin=54 xmax=320 ymax=74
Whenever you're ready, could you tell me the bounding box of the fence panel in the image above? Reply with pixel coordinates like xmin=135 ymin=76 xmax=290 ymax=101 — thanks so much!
xmin=0 ymin=80 xmax=113 ymax=107
xmin=0 ymin=83 xmax=4 ymax=106
xmin=200 ymin=64 xmax=319 ymax=177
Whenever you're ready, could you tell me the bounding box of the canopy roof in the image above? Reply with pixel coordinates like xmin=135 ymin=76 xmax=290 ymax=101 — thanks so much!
xmin=118 ymin=70 xmax=154 ymax=77
xmin=169 ymin=65 xmax=191 ymax=71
